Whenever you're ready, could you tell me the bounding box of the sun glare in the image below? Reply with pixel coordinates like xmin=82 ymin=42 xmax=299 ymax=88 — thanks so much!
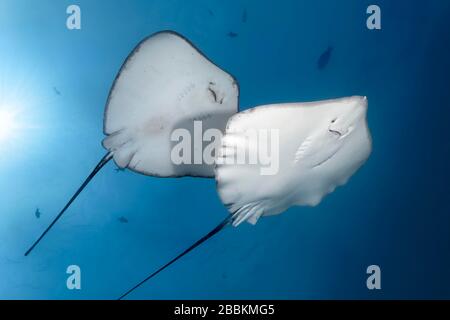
xmin=0 ymin=109 xmax=18 ymax=141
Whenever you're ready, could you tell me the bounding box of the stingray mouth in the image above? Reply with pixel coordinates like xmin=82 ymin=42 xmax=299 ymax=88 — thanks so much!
xmin=328 ymin=126 xmax=354 ymax=139
xmin=328 ymin=128 xmax=342 ymax=137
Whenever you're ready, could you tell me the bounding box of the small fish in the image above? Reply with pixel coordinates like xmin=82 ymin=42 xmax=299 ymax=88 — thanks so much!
xmin=207 ymin=9 xmax=214 ymax=16
xmin=227 ymin=32 xmax=238 ymax=38
xmin=114 ymin=167 xmax=126 ymax=173
xmin=317 ymin=46 xmax=333 ymax=70
xmin=118 ymin=216 xmax=128 ymax=223
xmin=242 ymin=9 xmax=247 ymax=23
xmin=35 ymin=208 xmax=41 ymax=219
xmin=53 ymin=87 xmax=61 ymax=96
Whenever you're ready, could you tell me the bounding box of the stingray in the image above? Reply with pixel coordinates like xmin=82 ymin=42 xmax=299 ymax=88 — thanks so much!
xmin=24 ymin=31 xmax=239 ymax=256
xmin=118 ymin=96 xmax=372 ymax=299
xmin=217 ymin=96 xmax=372 ymax=225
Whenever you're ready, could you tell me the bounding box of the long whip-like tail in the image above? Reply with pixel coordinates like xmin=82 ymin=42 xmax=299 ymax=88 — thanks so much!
xmin=118 ymin=215 xmax=233 ymax=300
xmin=24 ymin=152 xmax=114 ymax=256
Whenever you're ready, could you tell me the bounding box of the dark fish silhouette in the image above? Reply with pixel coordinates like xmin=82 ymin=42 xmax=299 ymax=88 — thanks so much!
xmin=207 ymin=9 xmax=214 ymax=16
xmin=227 ymin=32 xmax=238 ymax=38
xmin=317 ymin=46 xmax=333 ymax=70
xmin=118 ymin=216 xmax=128 ymax=223
xmin=53 ymin=87 xmax=61 ymax=96
xmin=242 ymin=9 xmax=247 ymax=23
xmin=35 ymin=208 xmax=41 ymax=219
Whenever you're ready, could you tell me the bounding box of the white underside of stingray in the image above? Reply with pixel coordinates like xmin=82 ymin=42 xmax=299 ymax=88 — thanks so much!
xmin=215 ymin=96 xmax=372 ymax=226
xmin=103 ymin=31 xmax=239 ymax=177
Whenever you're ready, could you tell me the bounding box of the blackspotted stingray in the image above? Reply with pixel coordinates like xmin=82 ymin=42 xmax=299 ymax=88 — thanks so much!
xmin=119 ymin=96 xmax=372 ymax=299
xmin=24 ymin=31 xmax=239 ymax=256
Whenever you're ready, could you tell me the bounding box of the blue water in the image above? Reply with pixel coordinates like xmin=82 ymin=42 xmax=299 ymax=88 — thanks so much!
xmin=0 ymin=0 xmax=449 ymax=299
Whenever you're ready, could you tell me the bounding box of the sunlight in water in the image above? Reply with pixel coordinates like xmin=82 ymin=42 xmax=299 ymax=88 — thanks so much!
xmin=0 ymin=108 xmax=19 ymax=141
xmin=0 ymin=65 xmax=48 ymax=155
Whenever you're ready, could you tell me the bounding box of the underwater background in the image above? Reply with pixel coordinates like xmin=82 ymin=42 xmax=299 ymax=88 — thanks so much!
xmin=0 ymin=0 xmax=449 ymax=299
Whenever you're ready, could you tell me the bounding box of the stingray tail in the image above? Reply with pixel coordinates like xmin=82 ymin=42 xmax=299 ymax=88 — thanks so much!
xmin=118 ymin=215 xmax=233 ymax=300
xmin=24 ymin=152 xmax=114 ymax=256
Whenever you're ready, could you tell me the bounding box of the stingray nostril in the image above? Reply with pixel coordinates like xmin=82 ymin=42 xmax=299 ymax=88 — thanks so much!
xmin=208 ymin=87 xmax=218 ymax=102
